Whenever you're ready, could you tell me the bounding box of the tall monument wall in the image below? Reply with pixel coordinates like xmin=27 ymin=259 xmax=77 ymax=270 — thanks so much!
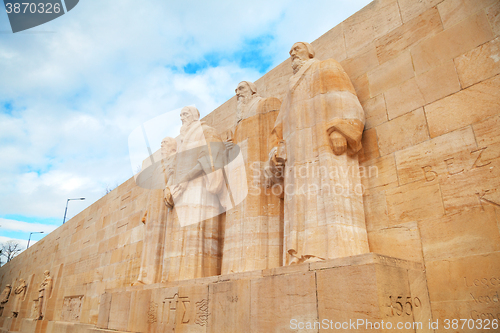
xmin=0 ymin=0 xmax=499 ymax=331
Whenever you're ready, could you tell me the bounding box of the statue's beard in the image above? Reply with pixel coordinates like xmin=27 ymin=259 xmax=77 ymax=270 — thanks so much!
xmin=236 ymin=95 xmax=252 ymax=122
xmin=292 ymin=57 xmax=307 ymax=74
xmin=180 ymin=119 xmax=196 ymax=137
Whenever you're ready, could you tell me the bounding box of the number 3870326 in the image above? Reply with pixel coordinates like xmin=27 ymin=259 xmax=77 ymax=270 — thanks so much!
xmin=5 ymin=2 xmax=62 ymax=14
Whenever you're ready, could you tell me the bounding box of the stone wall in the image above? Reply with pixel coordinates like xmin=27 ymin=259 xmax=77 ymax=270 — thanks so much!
xmin=1 ymin=0 xmax=499 ymax=331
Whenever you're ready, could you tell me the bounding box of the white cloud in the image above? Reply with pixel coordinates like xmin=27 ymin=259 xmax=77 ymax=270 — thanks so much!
xmin=0 ymin=0 xmax=372 ymax=224
xmin=0 ymin=219 xmax=57 ymax=234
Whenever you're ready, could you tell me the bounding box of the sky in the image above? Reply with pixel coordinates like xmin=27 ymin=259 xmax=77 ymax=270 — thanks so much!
xmin=0 ymin=0 xmax=372 ymax=252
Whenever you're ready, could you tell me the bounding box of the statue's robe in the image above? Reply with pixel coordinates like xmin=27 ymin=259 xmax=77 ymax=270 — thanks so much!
xmin=221 ymin=96 xmax=283 ymax=274
xmin=12 ymin=282 xmax=27 ymax=316
xmin=272 ymin=58 xmax=369 ymax=265
xmin=162 ymin=121 xmax=227 ymax=282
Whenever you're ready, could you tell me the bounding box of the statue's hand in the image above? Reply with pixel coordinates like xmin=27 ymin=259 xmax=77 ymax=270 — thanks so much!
xmin=224 ymin=139 xmax=234 ymax=150
xmin=171 ymin=182 xmax=188 ymax=197
xmin=330 ymin=131 xmax=347 ymax=155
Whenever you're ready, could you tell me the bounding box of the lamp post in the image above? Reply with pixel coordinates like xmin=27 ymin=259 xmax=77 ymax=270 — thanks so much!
xmin=63 ymin=198 xmax=85 ymax=224
xmin=27 ymin=231 xmax=44 ymax=249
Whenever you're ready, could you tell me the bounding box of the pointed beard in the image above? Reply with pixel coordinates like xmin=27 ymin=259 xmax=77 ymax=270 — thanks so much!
xmin=236 ymin=95 xmax=251 ymax=122
xmin=292 ymin=57 xmax=306 ymax=74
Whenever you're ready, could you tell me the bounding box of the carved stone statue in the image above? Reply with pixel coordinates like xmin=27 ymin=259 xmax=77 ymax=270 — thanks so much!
xmin=161 ymin=106 xmax=226 ymax=282
xmin=0 ymin=284 xmax=11 ymax=305
xmin=12 ymin=279 xmax=27 ymax=317
xmin=37 ymin=270 xmax=52 ymax=320
xmin=268 ymin=42 xmax=369 ymax=265
xmin=221 ymin=81 xmax=283 ymax=274
xmin=134 ymin=137 xmax=177 ymax=285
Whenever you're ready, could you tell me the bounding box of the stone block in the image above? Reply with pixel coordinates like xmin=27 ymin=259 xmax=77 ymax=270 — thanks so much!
xmin=415 ymin=60 xmax=461 ymax=104
xmin=411 ymin=11 xmax=494 ymax=74
xmin=368 ymin=51 xmax=415 ymax=97
xmin=395 ymin=126 xmax=477 ymax=186
xmin=207 ymin=280 xmax=250 ymax=333
xmin=344 ymin=0 xmax=402 ymax=56
xmin=375 ymin=108 xmax=430 ymax=156
xmin=398 ymin=0 xmax=444 ymax=23
xmin=376 ymin=7 xmax=443 ymax=64
xmin=341 ymin=45 xmax=379 ymax=80
xmin=107 ymin=292 xmax=130 ymax=331
xmin=454 ymin=36 xmax=500 ymax=88
xmin=250 ymin=272 xmax=317 ymax=332
xmin=419 ymin=206 xmax=500 ymax=262
xmin=368 ymin=221 xmax=424 ymax=263
xmin=127 ymin=289 xmax=151 ymax=333
xmin=361 ymin=94 xmax=388 ymax=129
xmin=425 ymin=252 xmax=500 ymax=304
xmin=316 ymin=263 xmax=428 ymax=331
xmin=437 ymin=0 xmax=498 ymax=29
xmin=424 ymin=74 xmax=500 ymax=138
xmin=386 ymin=181 xmax=445 ymax=223
xmin=473 ymin=114 xmax=500 ymax=160
xmin=384 ymin=78 xmax=426 ymax=120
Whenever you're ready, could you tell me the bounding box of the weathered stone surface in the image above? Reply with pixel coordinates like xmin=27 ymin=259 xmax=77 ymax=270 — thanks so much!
xmin=419 ymin=206 xmax=500 ymax=262
xmin=384 ymin=78 xmax=426 ymax=120
xmin=340 ymin=45 xmax=379 ymax=80
xmin=454 ymin=36 xmax=500 ymax=88
xmin=411 ymin=11 xmax=494 ymax=74
xmin=207 ymin=280 xmax=250 ymax=333
xmin=415 ymin=60 xmax=461 ymax=104
xmin=367 ymin=221 xmax=424 ymax=263
xmin=386 ymin=181 xmax=445 ymax=223
xmin=437 ymin=0 xmax=498 ymax=29
xmin=358 ymin=128 xmax=380 ymax=163
xmin=424 ymin=74 xmax=500 ymax=138
xmin=344 ymin=0 xmax=402 ymax=56
xmin=361 ymin=94 xmax=387 ymax=129
xmin=360 ymin=154 xmax=398 ymax=190
xmin=368 ymin=51 xmax=415 ymax=97
xmin=376 ymin=7 xmax=443 ymax=64
xmin=425 ymin=251 xmax=500 ymax=305
xmin=398 ymin=0 xmax=444 ymax=23
xmin=395 ymin=126 xmax=477 ymax=185
xmin=487 ymin=1 xmax=500 ymax=36
xmin=375 ymin=108 xmax=430 ymax=156
xmin=250 ymin=272 xmax=317 ymax=332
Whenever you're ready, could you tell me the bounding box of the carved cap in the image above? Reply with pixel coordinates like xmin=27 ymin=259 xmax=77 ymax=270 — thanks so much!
xmin=235 ymin=81 xmax=257 ymax=94
xmin=290 ymin=42 xmax=315 ymax=59
xmin=181 ymin=106 xmax=200 ymax=120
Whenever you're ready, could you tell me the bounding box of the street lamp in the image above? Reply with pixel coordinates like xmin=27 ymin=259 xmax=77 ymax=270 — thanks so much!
xmin=27 ymin=231 xmax=44 ymax=249
xmin=63 ymin=198 xmax=86 ymax=224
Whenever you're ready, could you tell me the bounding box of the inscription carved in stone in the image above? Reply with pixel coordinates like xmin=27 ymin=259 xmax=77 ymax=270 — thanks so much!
xmin=194 ymin=299 xmax=209 ymax=326
xmin=61 ymin=295 xmax=84 ymax=322
xmin=147 ymin=302 xmax=158 ymax=323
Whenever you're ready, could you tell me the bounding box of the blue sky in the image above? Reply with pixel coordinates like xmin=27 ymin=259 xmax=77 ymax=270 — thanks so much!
xmin=0 ymin=0 xmax=371 ymax=251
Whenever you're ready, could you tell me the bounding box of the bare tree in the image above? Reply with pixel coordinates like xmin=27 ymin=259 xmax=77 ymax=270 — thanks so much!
xmin=0 ymin=241 xmax=22 ymax=263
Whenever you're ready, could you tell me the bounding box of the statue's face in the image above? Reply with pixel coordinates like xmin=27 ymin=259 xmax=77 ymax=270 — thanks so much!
xmin=235 ymin=82 xmax=252 ymax=100
xmin=180 ymin=107 xmax=194 ymax=125
xmin=290 ymin=43 xmax=309 ymax=62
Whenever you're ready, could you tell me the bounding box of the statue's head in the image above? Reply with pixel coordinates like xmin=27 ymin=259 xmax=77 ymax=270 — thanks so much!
xmin=161 ymin=136 xmax=177 ymax=157
xmin=19 ymin=279 xmax=25 ymax=284
xmin=44 ymin=270 xmax=49 ymax=276
xmin=5 ymin=284 xmax=11 ymax=288
xmin=290 ymin=42 xmax=315 ymax=74
xmin=235 ymin=81 xmax=257 ymax=101
xmin=180 ymin=106 xmax=200 ymax=126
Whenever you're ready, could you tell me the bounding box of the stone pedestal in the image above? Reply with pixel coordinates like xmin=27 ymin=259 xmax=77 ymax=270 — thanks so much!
xmin=95 ymin=253 xmax=432 ymax=333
